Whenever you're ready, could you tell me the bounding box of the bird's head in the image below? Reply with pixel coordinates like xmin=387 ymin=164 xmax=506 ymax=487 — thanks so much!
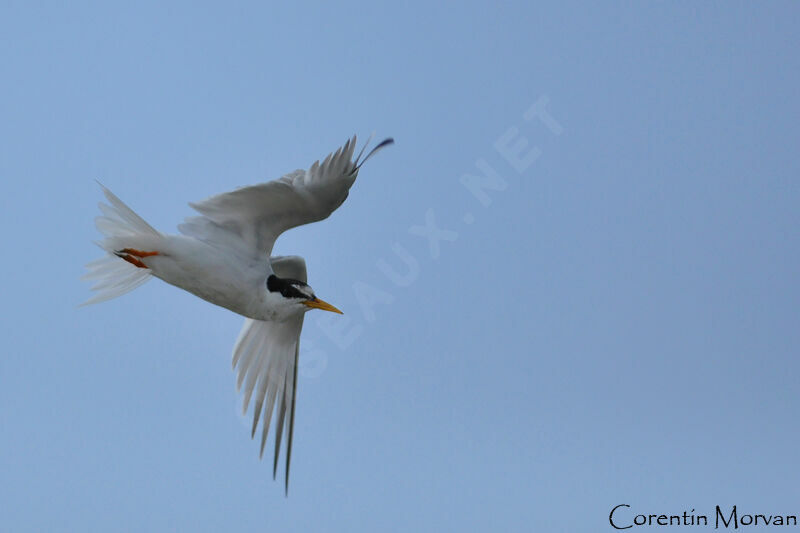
xmin=267 ymin=274 xmax=342 ymax=317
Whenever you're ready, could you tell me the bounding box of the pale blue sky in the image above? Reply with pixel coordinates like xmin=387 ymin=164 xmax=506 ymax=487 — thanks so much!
xmin=1 ymin=2 xmax=799 ymax=531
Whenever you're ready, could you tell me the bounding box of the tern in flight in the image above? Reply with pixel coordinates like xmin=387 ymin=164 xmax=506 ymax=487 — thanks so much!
xmin=83 ymin=135 xmax=393 ymax=493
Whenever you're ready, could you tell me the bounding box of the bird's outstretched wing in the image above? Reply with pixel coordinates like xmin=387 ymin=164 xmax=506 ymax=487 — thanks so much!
xmin=232 ymin=255 xmax=307 ymax=494
xmin=179 ymin=135 xmax=393 ymax=257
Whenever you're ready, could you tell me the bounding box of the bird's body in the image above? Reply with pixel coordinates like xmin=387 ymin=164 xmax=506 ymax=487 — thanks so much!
xmin=83 ymin=135 xmax=393 ymax=492
xmin=138 ymin=234 xmax=277 ymax=319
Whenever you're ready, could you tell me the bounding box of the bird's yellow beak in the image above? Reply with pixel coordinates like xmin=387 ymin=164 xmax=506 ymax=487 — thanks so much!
xmin=302 ymin=298 xmax=343 ymax=314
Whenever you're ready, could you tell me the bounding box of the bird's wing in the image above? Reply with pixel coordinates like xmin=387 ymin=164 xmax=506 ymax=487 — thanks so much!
xmin=232 ymin=255 xmax=307 ymax=493
xmin=180 ymin=135 xmax=393 ymax=258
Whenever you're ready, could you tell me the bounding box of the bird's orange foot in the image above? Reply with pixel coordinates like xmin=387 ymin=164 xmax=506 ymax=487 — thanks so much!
xmin=115 ymin=248 xmax=160 ymax=269
xmin=118 ymin=248 xmax=160 ymax=258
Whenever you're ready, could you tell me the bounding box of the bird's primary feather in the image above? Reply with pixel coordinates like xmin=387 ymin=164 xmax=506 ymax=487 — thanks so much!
xmin=183 ymin=137 xmax=360 ymax=256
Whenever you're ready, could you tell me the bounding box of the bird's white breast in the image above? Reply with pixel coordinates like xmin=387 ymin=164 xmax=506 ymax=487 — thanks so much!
xmin=146 ymin=235 xmax=275 ymax=320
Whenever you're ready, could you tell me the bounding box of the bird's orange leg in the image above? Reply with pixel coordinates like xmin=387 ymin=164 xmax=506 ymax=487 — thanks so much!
xmin=114 ymin=248 xmax=160 ymax=269
xmin=119 ymin=248 xmax=160 ymax=258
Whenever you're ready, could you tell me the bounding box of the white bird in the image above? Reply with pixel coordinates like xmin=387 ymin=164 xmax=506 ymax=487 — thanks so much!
xmin=83 ymin=135 xmax=393 ymax=493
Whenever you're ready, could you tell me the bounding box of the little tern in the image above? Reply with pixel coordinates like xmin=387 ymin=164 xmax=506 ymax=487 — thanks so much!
xmin=83 ymin=135 xmax=393 ymax=493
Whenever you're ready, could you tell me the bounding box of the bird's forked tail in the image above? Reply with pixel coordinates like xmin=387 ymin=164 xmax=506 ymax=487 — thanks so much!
xmin=81 ymin=184 xmax=163 ymax=306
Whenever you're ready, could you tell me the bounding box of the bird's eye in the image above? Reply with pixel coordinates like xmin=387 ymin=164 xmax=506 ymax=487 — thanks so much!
xmin=267 ymin=275 xmax=313 ymax=300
